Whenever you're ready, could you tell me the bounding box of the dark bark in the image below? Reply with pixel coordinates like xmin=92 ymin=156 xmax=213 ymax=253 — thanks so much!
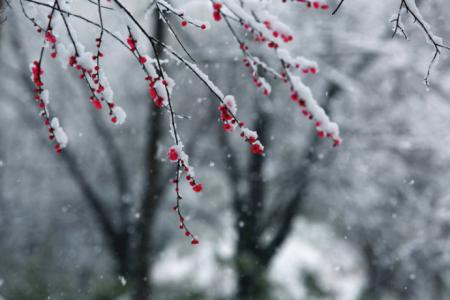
xmin=235 ymin=253 xmax=269 ymax=300
xmin=235 ymin=104 xmax=270 ymax=300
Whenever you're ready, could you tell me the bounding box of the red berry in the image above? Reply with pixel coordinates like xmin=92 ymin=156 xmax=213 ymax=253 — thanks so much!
xmin=139 ymin=56 xmax=147 ymax=64
xmin=92 ymin=99 xmax=103 ymax=110
xmin=168 ymin=148 xmax=179 ymax=162
xmin=193 ymin=183 xmax=203 ymax=193
xmin=250 ymin=143 xmax=264 ymax=155
xmin=127 ymin=36 xmax=136 ymax=51
xmin=213 ymin=11 xmax=222 ymax=21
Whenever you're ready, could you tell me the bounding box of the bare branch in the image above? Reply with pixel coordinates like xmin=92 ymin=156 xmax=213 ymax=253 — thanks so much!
xmin=393 ymin=0 xmax=450 ymax=86
xmin=332 ymin=0 xmax=345 ymax=15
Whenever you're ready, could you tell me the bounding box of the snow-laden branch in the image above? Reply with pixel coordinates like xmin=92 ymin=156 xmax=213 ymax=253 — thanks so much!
xmin=15 ymin=0 xmax=448 ymax=243
xmin=391 ymin=0 xmax=450 ymax=86
xmin=336 ymin=0 xmax=449 ymax=86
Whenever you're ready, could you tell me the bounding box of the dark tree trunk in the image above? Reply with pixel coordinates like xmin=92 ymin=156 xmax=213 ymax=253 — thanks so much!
xmin=131 ymin=12 xmax=166 ymax=300
xmin=235 ymin=252 xmax=269 ymax=300
xmin=234 ymin=104 xmax=271 ymax=300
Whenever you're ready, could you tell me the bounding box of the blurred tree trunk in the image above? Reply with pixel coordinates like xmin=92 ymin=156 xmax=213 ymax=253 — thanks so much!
xmin=223 ymin=58 xmax=343 ymax=299
xmin=235 ymin=104 xmax=271 ymax=300
xmin=131 ymin=11 xmax=166 ymax=300
xmin=221 ymin=95 xmax=322 ymax=299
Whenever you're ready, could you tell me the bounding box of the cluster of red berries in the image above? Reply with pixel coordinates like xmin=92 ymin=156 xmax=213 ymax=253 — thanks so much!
xmin=31 ymin=61 xmax=44 ymax=88
xmin=180 ymin=19 xmax=207 ymax=30
xmin=289 ymin=88 xmax=341 ymax=147
xmin=242 ymin=57 xmax=273 ymax=96
xmin=92 ymin=36 xmax=105 ymax=100
xmin=240 ymin=18 xmax=295 ymax=50
xmin=212 ymin=2 xmax=223 ymax=22
xmin=168 ymin=147 xmax=203 ymax=193
xmin=168 ymin=146 xmax=201 ymax=245
xmin=263 ymin=20 xmax=293 ymax=43
xmin=219 ymin=103 xmax=239 ymax=132
xmin=126 ymin=35 xmax=136 ymax=51
xmin=67 ymin=54 xmax=120 ymax=123
xmin=247 ymin=135 xmax=264 ymax=155
xmin=218 ymin=102 xmax=265 ymax=155
xmin=300 ymin=0 xmax=329 ymax=10
xmin=44 ymin=30 xmax=58 ymax=58
xmin=174 ymin=211 xmax=200 ymax=245
xmin=31 ymin=61 xmax=63 ymax=153
xmin=126 ymin=34 xmax=168 ymax=108
xmin=242 ymin=23 xmax=280 ymax=49
xmin=285 ymin=62 xmax=317 ymax=75
xmin=148 ymin=77 xmax=168 ymax=108
xmin=281 ymin=0 xmax=329 ymax=10
xmin=31 ymin=17 xmax=44 ymax=34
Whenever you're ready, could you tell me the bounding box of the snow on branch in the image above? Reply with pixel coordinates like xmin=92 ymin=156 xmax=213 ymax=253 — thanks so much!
xmin=217 ymin=0 xmax=341 ymax=145
xmin=390 ymin=0 xmax=450 ymax=86
xmin=336 ymin=0 xmax=449 ymax=86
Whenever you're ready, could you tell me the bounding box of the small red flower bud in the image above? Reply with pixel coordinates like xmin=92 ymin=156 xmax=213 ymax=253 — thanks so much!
xmin=168 ymin=147 xmax=179 ymax=162
xmin=139 ymin=56 xmax=147 ymax=64
xmin=92 ymin=99 xmax=103 ymax=110
xmin=193 ymin=183 xmax=203 ymax=193
xmin=213 ymin=11 xmax=222 ymax=22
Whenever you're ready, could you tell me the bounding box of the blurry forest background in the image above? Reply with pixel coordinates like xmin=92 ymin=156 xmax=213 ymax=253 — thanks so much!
xmin=1 ymin=0 xmax=450 ymax=299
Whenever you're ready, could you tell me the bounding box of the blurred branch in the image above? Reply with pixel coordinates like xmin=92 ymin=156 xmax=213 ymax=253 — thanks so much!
xmin=260 ymin=122 xmax=321 ymax=262
xmin=89 ymin=115 xmax=131 ymax=228
xmin=4 ymin=84 xmax=121 ymax=252
xmin=260 ymin=30 xmax=383 ymax=260
xmin=0 ymin=0 xmax=8 ymax=25
xmin=217 ymin=117 xmax=243 ymax=211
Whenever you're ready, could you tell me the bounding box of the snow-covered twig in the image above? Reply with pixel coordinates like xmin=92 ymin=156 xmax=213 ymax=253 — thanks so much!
xmin=392 ymin=0 xmax=450 ymax=86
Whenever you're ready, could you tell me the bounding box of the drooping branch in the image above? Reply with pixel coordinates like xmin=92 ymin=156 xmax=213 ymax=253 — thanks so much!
xmin=13 ymin=0 xmax=449 ymax=245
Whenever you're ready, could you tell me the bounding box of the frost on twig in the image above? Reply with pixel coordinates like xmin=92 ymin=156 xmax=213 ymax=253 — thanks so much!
xmin=335 ymin=0 xmax=449 ymax=86
xmin=391 ymin=0 xmax=449 ymax=86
